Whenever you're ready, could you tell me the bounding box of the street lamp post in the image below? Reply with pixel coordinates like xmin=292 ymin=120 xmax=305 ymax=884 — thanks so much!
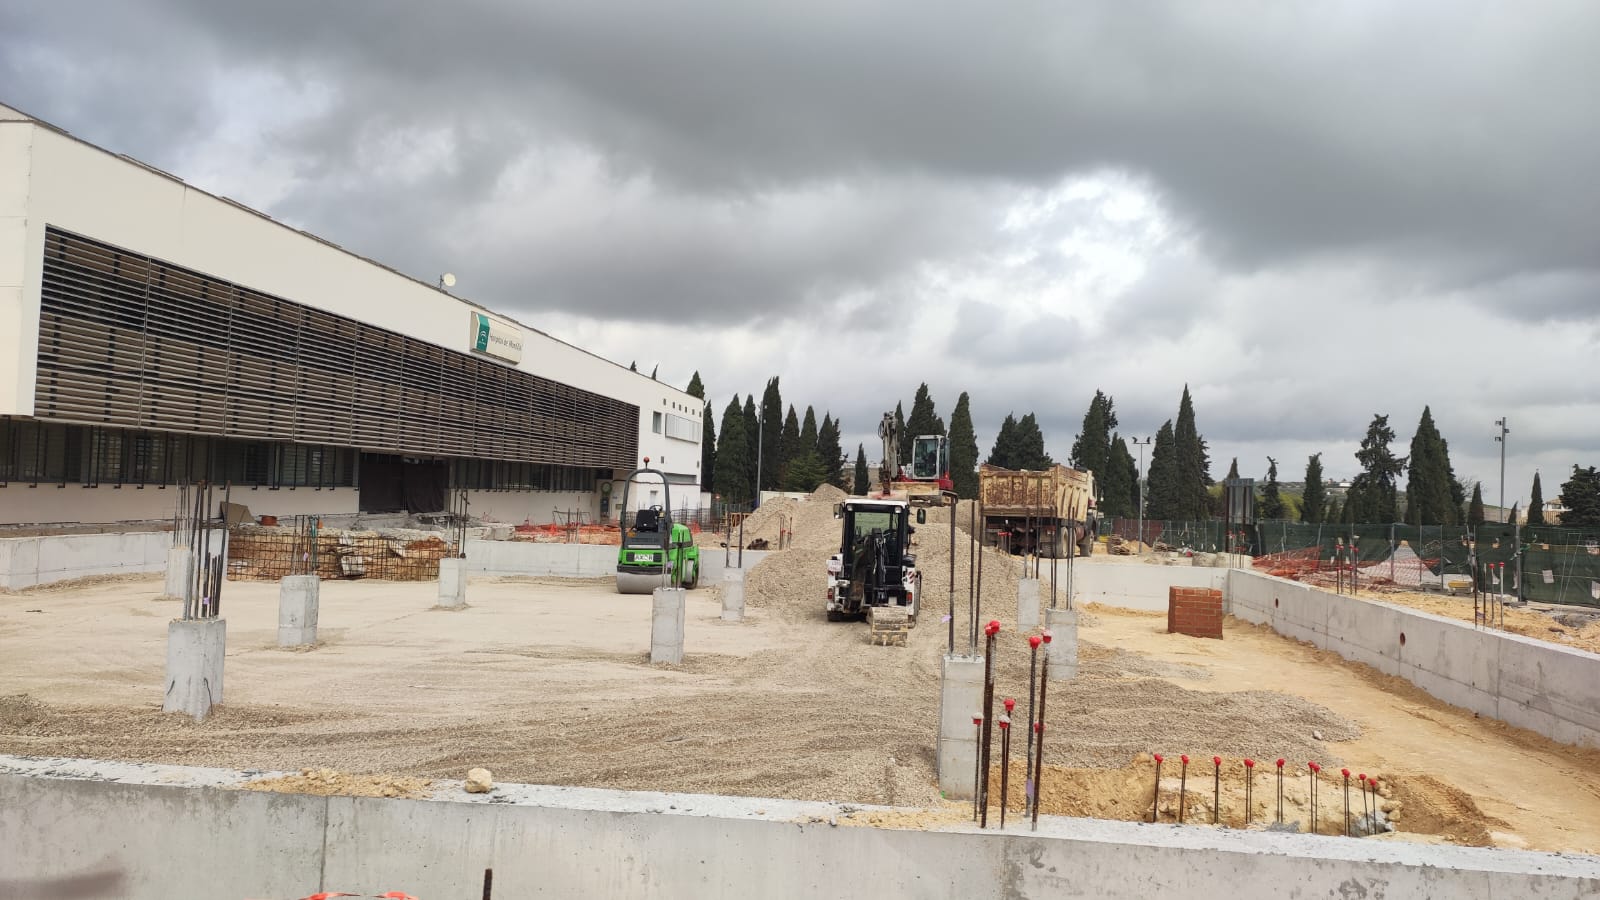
xmin=1133 ymin=436 xmax=1153 ymax=554
xmin=1494 ymin=418 xmax=1509 ymax=524
xmin=755 ymin=407 xmax=765 ymax=510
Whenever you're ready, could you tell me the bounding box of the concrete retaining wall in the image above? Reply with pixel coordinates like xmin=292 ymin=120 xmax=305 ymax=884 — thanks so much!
xmin=1227 ymin=569 xmax=1600 ymax=749
xmin=1072 ymin=562 xmax=1228 ymax=611
xmin=3 ymin=756 xmax=1596 ymax=899
xmin=0 ymin=529 xmax=224 ymax=590
xmin=466 ymin=539 xmax=769 ymax=583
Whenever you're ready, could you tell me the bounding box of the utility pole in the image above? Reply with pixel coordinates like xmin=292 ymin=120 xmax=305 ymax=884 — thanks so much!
xmin=1494 ymin=418 xmax=1509 ymax=524
xmin=755 ymin=406 xmax=765 ymax=510
xmin=1133 ymin=436 xmax=1153 ymax=554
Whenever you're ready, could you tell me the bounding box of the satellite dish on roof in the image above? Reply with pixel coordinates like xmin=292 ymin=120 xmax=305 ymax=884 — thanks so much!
xmin=438 ymin=273 xmax=456 ymax=289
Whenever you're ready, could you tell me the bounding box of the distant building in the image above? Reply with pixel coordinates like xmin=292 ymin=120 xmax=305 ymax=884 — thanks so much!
xmin=0 ymin=101 xmax=702 ymax=527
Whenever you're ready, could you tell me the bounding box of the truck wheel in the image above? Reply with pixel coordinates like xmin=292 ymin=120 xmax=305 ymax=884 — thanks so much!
xmin=827 ymin=609 xmax=847 ymax=622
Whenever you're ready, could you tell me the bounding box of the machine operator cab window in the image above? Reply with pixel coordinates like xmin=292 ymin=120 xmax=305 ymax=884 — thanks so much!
xmin=911 ymin=436 xmax=944 ymax=481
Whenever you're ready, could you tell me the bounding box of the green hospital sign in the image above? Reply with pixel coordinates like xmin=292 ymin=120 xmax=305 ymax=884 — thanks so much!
xmin=469 ymin=311 xmax=525 ymax=364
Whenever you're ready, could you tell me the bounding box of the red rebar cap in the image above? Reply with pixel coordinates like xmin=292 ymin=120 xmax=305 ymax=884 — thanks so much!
xmin=973 ymin=715 xmax=982 ymax=725
xmin=985 ymin=620 xmax=1001 ymax=636
xmin=1212 ymin=756 xmax=1222 ymax=767
xmin=1004 ymin=697 xmax=1016 ymax=713
xmin=1276 ymin=758 xmax=1285 ymax=768
xmin=1029 ymin=634 xmax=1042 ymax=649
xmin=1153 ymin=753 xmax=1163 ymax=764
xmin=1309 ymin=762 xmax=1321 ymax=773
xmin=1243 ymin=758 xmax=1255 ymax=768
xmin=999 ymin=719 xmax=1010 ymax=729
xmin=1034 ymin=722 xmax=1043 ymax=733
xmin=1358 ymin=773 xmax=1367 ymax=782
xmin=1181 ymin=754 xmax=1189 ymax=765
xmin=1341 ymin=768 xmax=1350 ymax=778
xmin=1042 ymin=630 xmax=1053 ymax=643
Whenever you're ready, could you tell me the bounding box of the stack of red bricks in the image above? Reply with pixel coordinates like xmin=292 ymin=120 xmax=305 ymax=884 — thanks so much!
xmin=1167 ymin=586 xmax=1224 ymax=639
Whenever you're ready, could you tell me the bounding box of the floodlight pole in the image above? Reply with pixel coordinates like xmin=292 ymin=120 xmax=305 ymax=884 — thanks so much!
xmin=1494 ymin=418 xmax=1509 ymax=524
xmin=1133 ymin=436 xmax=1153 ymax=554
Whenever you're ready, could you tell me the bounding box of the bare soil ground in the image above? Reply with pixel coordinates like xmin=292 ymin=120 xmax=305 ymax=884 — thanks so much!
xmin=1341 ymin=588 xmax=1600 ymax=655
xmin=3 ymin=505 xmax=1600 ymax=853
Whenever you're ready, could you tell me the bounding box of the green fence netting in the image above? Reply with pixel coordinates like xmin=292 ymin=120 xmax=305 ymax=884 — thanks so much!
xmin=1106 ymin=518 xmax=1600 ymax=609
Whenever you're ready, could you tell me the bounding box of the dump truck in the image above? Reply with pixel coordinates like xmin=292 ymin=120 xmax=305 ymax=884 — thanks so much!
xmin=615 ymin=464 xmax=700 ymax=594
xmin=824 ymin=498 xmax=922 ymax=623
xmin=977 ymin=463 xmax=1098 ymax=557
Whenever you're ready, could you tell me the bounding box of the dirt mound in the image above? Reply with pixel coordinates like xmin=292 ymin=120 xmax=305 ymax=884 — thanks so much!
xmin=1389 ymin=774 xmax=1508 ymax=846
xmin=242 ymin=767 xmax=432 ymax=799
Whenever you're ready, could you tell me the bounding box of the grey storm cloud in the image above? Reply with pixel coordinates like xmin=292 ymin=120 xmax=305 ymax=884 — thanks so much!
xmin=3 ymin=0 xmax=1597 ymax=504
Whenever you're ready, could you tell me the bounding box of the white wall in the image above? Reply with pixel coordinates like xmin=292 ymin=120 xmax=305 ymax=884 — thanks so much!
xmin=0 ymin=122 xmax=31 ymax=418
xmin=466 ymin=489 xmax=598 ymax=526
xmin=0 ymin=484 xmax=360 ymax=527
xmin=1 ymin=118 xmax=702 ymax=488
xmin=4 ymin=757 xmax=1598 ymax=900
xmin=1227 ymin=569 xmax=1600 ymax=749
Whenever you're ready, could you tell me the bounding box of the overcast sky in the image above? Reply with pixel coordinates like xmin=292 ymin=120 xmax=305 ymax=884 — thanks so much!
xmin=4 ymin=2 xmax=1597 ymax=509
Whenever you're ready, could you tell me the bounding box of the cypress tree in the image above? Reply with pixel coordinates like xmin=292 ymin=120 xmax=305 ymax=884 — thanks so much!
xmin=778 ymin=405 xmax=800 ymax=488
xmin=894 ymin=402 xmax=909 ymax=467
xmin=760 ymin=379 xmax=783 ymax=492
xmin=1015 ymin=413 xmax=1053 ymax=470
xmin=906 ymin=383 xmax=944 ymax=441
xmin=1528 ymin=472 xmax=1546 ymax=527
xmin=947 ymin=392 xmax=980 ymax=499
xmin=714 ymin=397 xmax=750 ymax=506
xmin=1558 ymin=466 xmax=1600 ymax=527
xmin=1404 ymin=406 xmax=1457 ymax=525
xmin=1144 ymin=420 xmax=1179 ymax=521
xmin=1097 ymin=434 xmax=1135 ymax=518
xmin=987 ymin=414 xmax=1020 ymax=469
xmin=1173 ymin=386 xmax=1212 ymax=521
xmin=853 ymin=445 xmax=870 ymax=495
xmin=1260 ymin=457 xmax=1285 ymax=520
xmin=817 ymin=414 xmax=844 ymax=488
xmin=686 ymin=373 xmax=713 ymax=495
xmin=743 ymin=395 xmax=759 ymax=496
xmin=1302 ymin=453 xmax=1326 ymax=523
xmin=700 ymin=404 xmax=716 ymax=494
xmin=1469 ymin=482 xmax=1486 ymax=526
xmin=1116 ymin=436 xmax=1140 ymax=518
xmin=1350 ymin=414 xmax=1406 ymax=523
xmin=800 ymin=406 xmax=819 ymax=454
xmin=1069 ymin=390 xmax=1117 ymax=478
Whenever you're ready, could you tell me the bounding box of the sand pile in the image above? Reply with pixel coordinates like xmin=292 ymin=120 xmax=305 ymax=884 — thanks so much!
xmin=241 ymin=767 xmax=432 ymax=799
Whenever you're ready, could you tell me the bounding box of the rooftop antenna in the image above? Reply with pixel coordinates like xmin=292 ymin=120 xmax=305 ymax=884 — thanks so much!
xmin=438 ymin=272 xmax=456 ymax=291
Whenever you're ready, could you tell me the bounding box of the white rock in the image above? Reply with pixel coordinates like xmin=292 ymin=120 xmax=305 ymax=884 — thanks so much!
xmin=465 ymin=767 xmax=494 ymax=793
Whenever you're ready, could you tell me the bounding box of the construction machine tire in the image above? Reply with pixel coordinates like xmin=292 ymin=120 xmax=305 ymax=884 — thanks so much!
xmin=826 ymin=609 xmax=849 ymax=622
xmin=682 ymin=563 xmax=699 ymax=590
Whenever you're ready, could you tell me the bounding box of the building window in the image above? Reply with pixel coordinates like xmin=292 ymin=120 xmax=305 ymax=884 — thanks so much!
xmin=652 ymin=412 xmax=663 ymax=434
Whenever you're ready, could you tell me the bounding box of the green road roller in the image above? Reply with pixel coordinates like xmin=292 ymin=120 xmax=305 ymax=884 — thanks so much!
xmin=615 ymin=464 xmax=700 ymax=595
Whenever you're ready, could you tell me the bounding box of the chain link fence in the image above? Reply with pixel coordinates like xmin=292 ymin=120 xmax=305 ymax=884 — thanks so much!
xmin=1106 ymin=518 xmax=1600 ymax=609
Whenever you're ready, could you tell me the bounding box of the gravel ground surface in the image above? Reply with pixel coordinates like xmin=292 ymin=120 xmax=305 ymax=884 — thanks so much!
xmin=4 ymin=486 xmax=1600 ymax=852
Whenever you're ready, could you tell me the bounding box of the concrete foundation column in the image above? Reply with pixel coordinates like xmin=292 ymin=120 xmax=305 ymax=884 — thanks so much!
xmin=937 ymin=654 xmax=986 ymax=799
xmin=1017 ymin=578 xmax=1041 ymax=629
xmin=1046 ymin=607 xmax=1079 ymax=681
xmin=651 ymin=587 xmax=686 ymax=664
xmin=437 ymin=558 xmax=467 ymax=609
xmin=721 ymin=571 xmax=746 ymax=622
xmin=162 ymin=547 xmax=192 ymax=602
xmin=277 ymin=575 xmax=320 ymax=647
xmin=163 ymin=618 xmax=226 ymax=721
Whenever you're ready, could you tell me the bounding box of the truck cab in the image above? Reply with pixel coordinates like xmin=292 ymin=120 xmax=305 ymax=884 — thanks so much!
xmin=825 ymin=499 xmax=920 ymax=622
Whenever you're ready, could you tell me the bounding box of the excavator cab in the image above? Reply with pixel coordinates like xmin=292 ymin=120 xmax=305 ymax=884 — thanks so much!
xmin=909 ymin=435 xmax=949 ymax=481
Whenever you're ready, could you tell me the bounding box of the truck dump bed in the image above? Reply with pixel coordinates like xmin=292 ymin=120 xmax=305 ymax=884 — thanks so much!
xmin=978 ymin=464 xmax=1095 ymax=522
